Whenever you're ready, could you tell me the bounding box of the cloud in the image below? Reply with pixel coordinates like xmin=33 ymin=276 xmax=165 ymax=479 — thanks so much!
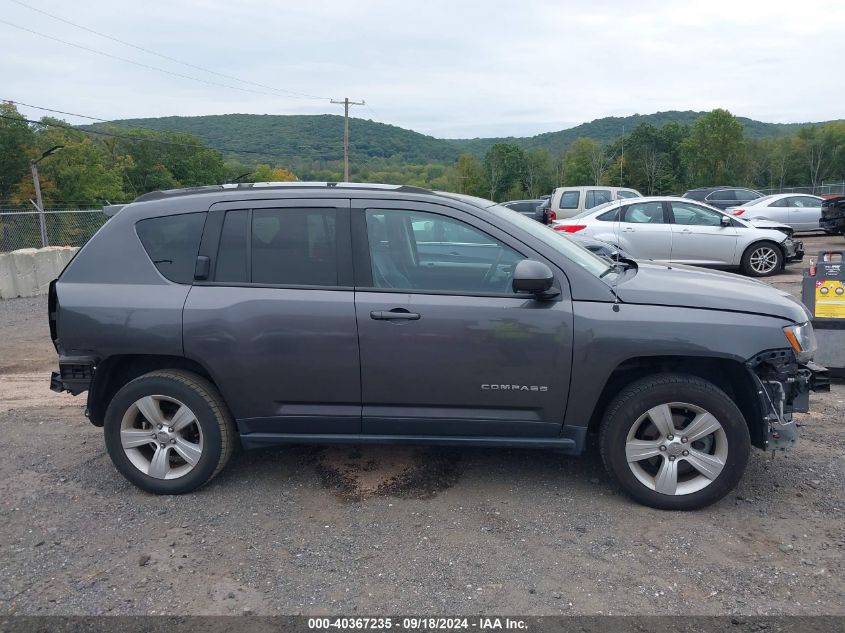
xmin=1 ymin=0 xmax=842 ymax=137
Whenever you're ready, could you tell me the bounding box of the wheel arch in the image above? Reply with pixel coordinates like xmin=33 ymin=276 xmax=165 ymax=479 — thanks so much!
xmin=87 ymin=354 xmax=220 ymax=427
xmin=585 ymin=355 xmax=765 ymax=449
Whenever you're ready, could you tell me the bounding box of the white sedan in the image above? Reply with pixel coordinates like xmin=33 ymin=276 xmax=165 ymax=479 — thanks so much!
xmin=726 ymin=193 xmax=823 ymax=232
xmin=551 ymin=196 xmax=804 ymax=277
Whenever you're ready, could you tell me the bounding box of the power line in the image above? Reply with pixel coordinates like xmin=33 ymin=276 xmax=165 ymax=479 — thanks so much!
xmin=0 ymin=19 xmax=321 ymax=101
xmin=8 ymin=0 xmax=329 ymax=101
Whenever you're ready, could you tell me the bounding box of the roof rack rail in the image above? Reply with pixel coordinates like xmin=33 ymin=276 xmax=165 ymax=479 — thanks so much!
xmin=132 ymin=181 xmax=432 ymax=203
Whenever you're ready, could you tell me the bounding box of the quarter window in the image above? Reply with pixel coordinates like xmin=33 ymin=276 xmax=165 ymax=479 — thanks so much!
xmin=136 ymin=213 xmax=205 ymax=284
xmin=586 ymin=190 xmax=612 ymax=208
xmin=366 ymin=209 xmax=522 ymax=293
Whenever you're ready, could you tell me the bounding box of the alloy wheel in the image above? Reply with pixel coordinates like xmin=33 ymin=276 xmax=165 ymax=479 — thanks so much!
xmin=625 ymin=402 xmax=727 ymax=496
xmin=120 ymin=395 xmax=204 ymax=480
xmin=749 ymin=246 xmax=779 ymax=274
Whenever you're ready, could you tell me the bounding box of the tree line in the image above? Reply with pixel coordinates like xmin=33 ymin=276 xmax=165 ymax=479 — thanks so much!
xmin=1 ymin=102 xmax=843 ymax=210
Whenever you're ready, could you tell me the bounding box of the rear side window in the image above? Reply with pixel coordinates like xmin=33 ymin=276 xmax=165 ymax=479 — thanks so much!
xmin=707 ymin=189 xmax=736 ymax=202
xmin=559 ymin=191 xmax=580 ymax=209
xmin=585 ymin=190 xmax=612 ymax=208
xmin=734 ymin=189 xmax=760 ymax=202
xmin=214 ymin=208 xmax=338 ymax=286
xmin=136 ymin=213 xmax=205 ymax=284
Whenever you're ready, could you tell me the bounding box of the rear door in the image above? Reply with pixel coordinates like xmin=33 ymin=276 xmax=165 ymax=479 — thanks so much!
xmin=787 ymin=196 xmax=822 ymax=231
xmin=183 ymin=198 xmax=362 ymax=436
xmin=352 ymin=199 xmax=573 ymax=438
xmin=669 ymin=201 xmax=738 ymax=265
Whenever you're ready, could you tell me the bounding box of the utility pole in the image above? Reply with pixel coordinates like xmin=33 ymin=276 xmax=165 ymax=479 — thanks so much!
xmin=29 ymin=145 xmax=64 ymax=248
xmin=330 ymin=97 xmax=365 ymax=182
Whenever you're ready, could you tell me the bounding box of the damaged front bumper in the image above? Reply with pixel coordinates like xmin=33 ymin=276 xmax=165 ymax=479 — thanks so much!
xmin=746 ymin=350 xmax=829 ymax=450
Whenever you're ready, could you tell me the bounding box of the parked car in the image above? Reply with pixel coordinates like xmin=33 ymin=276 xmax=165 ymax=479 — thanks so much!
xmin=552 ymin=196 xmax=804 ymax=276
xmin=541 ymin=186 xmax=642 ymax=222
xmin=502 ymin=199 xmax=546 ymax=223
xmin=49 ymin=182 xmax=827 ymax=510
xmin=726 ymin=194 xmax=823 ymax=233
xmin=683 ymin=186 xmax=763 ymax=210
xmin=820 ymin=196 xmax=845 ymax=236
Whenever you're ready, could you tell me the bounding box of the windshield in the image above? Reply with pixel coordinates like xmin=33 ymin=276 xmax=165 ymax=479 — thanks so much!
xmin=487 ymin=204 xmax=613 ymax=278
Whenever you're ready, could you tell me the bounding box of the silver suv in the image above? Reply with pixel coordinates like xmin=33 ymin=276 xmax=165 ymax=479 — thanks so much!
xmin=49 ymin=183 xmax=828 ymax=510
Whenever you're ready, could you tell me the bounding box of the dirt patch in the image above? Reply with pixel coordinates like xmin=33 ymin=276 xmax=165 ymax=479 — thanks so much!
xmin=0 ymin=373 xmax=79 ymax=412
xmin=313 ymin=445 xmax=462 ymax=500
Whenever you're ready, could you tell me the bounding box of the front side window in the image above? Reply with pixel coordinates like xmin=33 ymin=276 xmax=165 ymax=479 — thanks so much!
xmin=559 ymin=191 xmax=580 ymax=209
xmin=586 ymin=190 xmax=612 ymax=209
xmin=366 ymin=209 xmax=522 ymax=293
xmin=214 ymin=208 xmax=338 ymax=286
xmin=671 ymin=202 xmax=724 ymax=226
xmin=622 ymin=202 xmax=666 ymax=224
xmin=136 ymin=213 xmax=205 ymax=284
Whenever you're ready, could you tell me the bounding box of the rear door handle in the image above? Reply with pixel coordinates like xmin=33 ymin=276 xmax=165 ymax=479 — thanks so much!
xmin=623 ymin=227 xmax=635 ymax=232
xmin=370 ymin=308 xmax=421 ymax=321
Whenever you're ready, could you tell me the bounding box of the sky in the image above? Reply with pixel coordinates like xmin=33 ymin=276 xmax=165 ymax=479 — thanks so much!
xmin=1 ymin=0 xmax=843 ymax=139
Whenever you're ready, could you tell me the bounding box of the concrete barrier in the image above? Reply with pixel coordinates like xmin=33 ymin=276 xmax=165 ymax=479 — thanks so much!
xmin=0 ymin=246 xmax=79 ymax=299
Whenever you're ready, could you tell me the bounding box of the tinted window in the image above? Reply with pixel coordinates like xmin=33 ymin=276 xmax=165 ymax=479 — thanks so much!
xmin=622 ymin=202 xmax=666 ymax=224
xmin=250 ymin=208 xmax=337 ymax=286
xmin=586 ymin=190 xmax=612 ymax=208
xmin=616 ymin=190 xmax=639 ymax=199
xmin=734 ymin=189 xmax=761 ymax=202
xmin=366 ymin=209 xmax=522 ymax=293
xmin=671 ymin=202 xmax=724 ymax=226
xmin=707 ymin=190 xmax=736 ymax=202
xmin=559 ymin=191 xmax=580 ymax=209
xmin=136 ymin=213 xmax=205 ymax=284
xmin=215 ymin=210 xmax=248 ymax=282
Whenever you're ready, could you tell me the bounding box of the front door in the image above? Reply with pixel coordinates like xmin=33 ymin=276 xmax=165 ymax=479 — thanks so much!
xmin=787 ymin=196 xmax=822 ymax=231
xmin=615 ymin=200 xmax=673 ymax=262
xmin=183 ymin=198 xmax=361 ymax=435
xmin=352 ymin=200 xmax=573 ymax=437
xmin=669 ymin=201 xmax=738 ymax=266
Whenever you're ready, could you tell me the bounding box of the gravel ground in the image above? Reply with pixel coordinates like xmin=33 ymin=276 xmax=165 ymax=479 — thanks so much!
xmin=1 ymin=234 xmax=844 ymax=616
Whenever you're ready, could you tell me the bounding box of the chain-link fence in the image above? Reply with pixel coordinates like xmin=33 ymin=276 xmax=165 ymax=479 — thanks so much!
xmin=758 ymin=182 xmax=845 ymax=196
xmin=0 ymin=209 xmax=108 ymax=253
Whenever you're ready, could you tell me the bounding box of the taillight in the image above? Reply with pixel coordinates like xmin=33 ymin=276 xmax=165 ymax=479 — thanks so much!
xmin=549 ymin=210 xmax=557 ymax=222
xmin=554 ymin=224 xmax=586 ymax=233
xmin=733 ymin=209 xmax=745 ymax=216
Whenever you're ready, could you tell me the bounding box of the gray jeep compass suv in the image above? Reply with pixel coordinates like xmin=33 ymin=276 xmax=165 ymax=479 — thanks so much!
xmin=48 ymin=183 xmax=828 ymax=510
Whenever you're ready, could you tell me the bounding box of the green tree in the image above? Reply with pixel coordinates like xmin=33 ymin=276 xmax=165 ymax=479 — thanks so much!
xmin=561 ymin=138 xmax=595 ymax=186
xmin=483 ymin=143 xmax=525 ymax=201
xmin=681 ymin=109 xmax=746 ymax=186
xmin=452 ymin=153 xmax=485 ymax=196
xmin=0 ymin=103 xmax=35 ymax=202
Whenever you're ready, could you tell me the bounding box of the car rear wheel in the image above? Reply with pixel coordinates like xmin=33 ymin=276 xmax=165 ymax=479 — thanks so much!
xmin=104 ymin=370 xmax=235 ymax=494
xmin=600 ymin=373 xmax=750 ymax=510
xmin=741 ymin=241 xmax=783 ymax=277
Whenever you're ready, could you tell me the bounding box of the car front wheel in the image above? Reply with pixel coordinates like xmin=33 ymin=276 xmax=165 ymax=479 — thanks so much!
xmin=741 ymin=241 xmax=783 ymax=277
xmin=600 ymin=373 xmax=750 ymax=510
xmin=104 ymin=370 xmax=236 ymax=494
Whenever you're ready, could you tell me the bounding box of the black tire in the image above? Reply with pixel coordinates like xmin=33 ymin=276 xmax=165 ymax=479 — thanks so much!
xmin=740 ymin=241 xmax=783 ymax=277
xmin=599 ymin=373 xmax=750 ymax=511
xmin=104 ymin=370 xmax=236 ymax=494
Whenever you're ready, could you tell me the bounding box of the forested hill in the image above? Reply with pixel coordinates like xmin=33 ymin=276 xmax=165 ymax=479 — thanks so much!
xmin=92 ymin=111 xmax=839 ymax=167
xmin=449 ymin=111 xmax=836 ymax=156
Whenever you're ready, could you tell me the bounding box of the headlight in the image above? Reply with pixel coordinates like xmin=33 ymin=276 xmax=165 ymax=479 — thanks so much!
xmin=783 ymin=321 xmax=817 ymax=362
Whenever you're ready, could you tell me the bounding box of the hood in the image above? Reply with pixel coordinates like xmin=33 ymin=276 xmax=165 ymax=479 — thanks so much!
xmin=616 ymin=262 xmax=810 ymax=323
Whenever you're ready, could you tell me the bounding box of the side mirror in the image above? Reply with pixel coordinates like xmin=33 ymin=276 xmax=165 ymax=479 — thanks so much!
xmin=512 ymin=259 xmax=558 ymax=299
xmin=720 ymin=215 xmax=732 ymax=227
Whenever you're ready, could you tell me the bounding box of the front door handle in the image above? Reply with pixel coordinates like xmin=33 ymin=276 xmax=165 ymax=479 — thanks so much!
xmin=623 ymin=227 xmax=635 ymax=232
xmin=370 ymin=308 xmax=421 ymax=321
